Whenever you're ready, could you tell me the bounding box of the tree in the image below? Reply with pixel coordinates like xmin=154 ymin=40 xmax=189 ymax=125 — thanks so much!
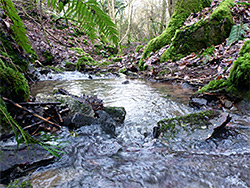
xmin=160 ymin=0 xmax=167 ymax=34
xmin=139 ymin=0 xmax=211 ymax=70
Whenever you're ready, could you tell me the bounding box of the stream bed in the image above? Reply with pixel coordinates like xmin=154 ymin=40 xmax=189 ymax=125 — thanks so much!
xmin=21 ymin=72 xmax=250 ymax=187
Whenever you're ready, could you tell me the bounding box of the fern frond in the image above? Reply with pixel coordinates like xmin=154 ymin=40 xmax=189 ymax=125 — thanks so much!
xmin=226 ymin=23 xmax=249 ymax=46
xmin=48 ymin=0 xmax=119 ymax=45
xmin=0 ymin=0 xmax=33 ymax=54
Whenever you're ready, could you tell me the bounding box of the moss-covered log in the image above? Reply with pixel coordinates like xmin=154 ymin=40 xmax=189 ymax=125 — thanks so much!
xmin=161 ymin=0 xmax=234 ymax=61
xmin=139 ymin=0 xmax=211 ymax=70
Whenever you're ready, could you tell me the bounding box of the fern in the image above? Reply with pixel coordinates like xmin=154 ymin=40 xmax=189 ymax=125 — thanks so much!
xmin=0 ymin=0 xmax=33 ymax=54
xmin=46 ymin=0 xmax=119 ymax=45
xmin=226 ymin=23 xmax=248 ymax=46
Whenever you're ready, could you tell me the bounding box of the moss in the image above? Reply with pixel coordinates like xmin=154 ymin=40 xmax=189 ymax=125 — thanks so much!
xmin=0 ymin=61 xmax=30 ymax=102
xmin=201 ymin=45 xmax=215 ymax=57
xmin=119 ymin=68 xmax=127 ymax=73
xmin=82 ymin=39 xmax=89 ymax=45
xmin=161 ymin=0 xmax=234 ymax=62
xmin=112 ymin=57 xmax=123 ymax=62
xmin=239 ymin=40 xmax=250 ymax=56
xmin=98 ymin=61 xmax=113 ymax=67
xmin=42 ymin=50 xmax=54 ymax=65
xmin=228 ymin=53 xmax=250 ymax=91
xmin=135 ymin=45 xmax=143 ymax=53
xmin=139 ymin=0 xmax=211 ymax=69
xmin=157 ymin=110 xmax=217 ymax=138
xmin=70 ymin=47 xmax=86 ymax=56
xmin=0 ymin=31 xmax=29 ymax=72
xmin=68 ymin=41 xmax=75 ymax=46
xmin=46 ymin=65 xmax=63 ymax=72
xmin=76 ymin=56 xmax=97 ymax=70
xmin=197 ymin=40 xmax=250 ymax=99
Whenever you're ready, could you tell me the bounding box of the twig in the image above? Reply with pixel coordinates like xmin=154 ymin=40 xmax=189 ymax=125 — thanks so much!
xmin=2 ymin=97 xmax=61 ymax=129
xmin=19 ymin=102 xmax=61 ymax=106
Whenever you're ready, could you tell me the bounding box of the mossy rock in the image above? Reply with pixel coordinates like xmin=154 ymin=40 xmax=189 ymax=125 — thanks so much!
xmin=161 ymin=0 xmax=234 ymax=61
xmin=104 ymin=107 xmax=126 ymax=123
xmin=157 ymin=110 xmax=218 ymax=139
xmin=76 ymin=56 xmax=97 ymax=71
xmin=0 ymin=31 xmax=29 ymax=72
xmin=228 ymin=53 xmax=250 ymax=91
xmin=139 ymin=0 xmax=211 ymax=69
xmin=0 ymin=62 xmax=30 ymax=102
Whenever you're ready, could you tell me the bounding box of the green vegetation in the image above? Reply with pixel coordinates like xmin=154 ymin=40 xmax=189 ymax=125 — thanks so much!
xmin=6 ymin=179 xmax=32 ymax=188
xmin=119 ymin=67 xmax=127 ymax=73
xmin=226 ymin=23 xmax=248 ymax=46
xmin=76 ymin=56 xmax=97 ymax=70
xmin=0 ymin=61 xmax=30 ymax=102
xmin=197 ymin=40 xmax=250 ymax=99
xmin=45 ymin=0 xmax=119 ymax=45
xmin=42 ymin=50 xmax=54 ymax=65
xmin=98 ymin=61 xmax=112 ymax=67
xmin=160 ymin=0 xmax=234 ymax=62
xmin=201 ymin=46 xmax=215 ymax=57
xmin=0 ymin=31 xmax=29 ymax=72
xmin=112 ymin=57 xmax=123 ymax=62
xmin=135 ymin=45 xmax=143 ymax=53
xmin=0 ymin=0 xmax=33 ymax=54
xmin=47 ymin=65 xmax=63 ymax=72
xmin=139 ymin=0 xmax=212 ymax=70
xmin=157 ymin=110 xmax=217 ymax=139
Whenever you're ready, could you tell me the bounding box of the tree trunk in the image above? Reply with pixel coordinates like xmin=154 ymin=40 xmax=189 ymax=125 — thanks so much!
xmin=160 ymin=0 xmax=167 ymax=33
xmin=140 ymin=0 xmax=211 ymax=69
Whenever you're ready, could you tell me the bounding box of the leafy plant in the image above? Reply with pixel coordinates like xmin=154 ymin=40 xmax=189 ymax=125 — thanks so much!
xmin=226 ymin=23 xmax=248 ymax=46
xmin=45 ymin=0 xmax=119 ymax=45
xmin=0 ymin=0 xmax=33 ymax=54
xmin=237 ymin=2 xmax=250 ymax=7
xmin=7 ymin=179 xmax=32 ymax=188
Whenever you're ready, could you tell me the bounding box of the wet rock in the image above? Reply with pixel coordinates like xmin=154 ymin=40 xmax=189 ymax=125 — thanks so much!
xmin=97 ymin=110 xmax=116 ymax=134
xmin=36 ymin=94 xmax=95 ymax=117
xmin=235 ymin=99 xmax=250 ymax=115
xmin=189 ymin=97 xmax=207 ymax=108
xmin=224 ymin=100 xmax=233 ymax=108
xmin=122 ymin=80 xmax=129 ymax=84
xmin=0 ymin=144 xmax=54 ymax=185
xmin=104 ymin=107 xmax=126 ymax=123
xmin=63 ymin=112 xmax=95 ymax=129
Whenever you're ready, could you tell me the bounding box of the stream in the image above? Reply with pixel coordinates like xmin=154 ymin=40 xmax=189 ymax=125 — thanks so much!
xmin=22 ymin=72 xmax=250 ymax=187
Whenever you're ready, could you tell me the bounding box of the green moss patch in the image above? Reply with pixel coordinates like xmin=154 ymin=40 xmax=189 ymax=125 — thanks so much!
xmin=196 ymin=40 xmax=250 ymax=99
xmin=157 ymin=110 xmax=217 ymax=139
xmin=139 ymin=0 xmax=211 ymax=69
xmin=161 ymin=0 xmax=234 ymax=61
xmin=76 ymin=56 xmax=97 ymax=70
xmin=0 ymin=61 xmax=30 ymax=102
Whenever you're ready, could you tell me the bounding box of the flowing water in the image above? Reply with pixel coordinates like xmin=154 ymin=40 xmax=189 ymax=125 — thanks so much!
xmin=26 ymin=72 xmax=249 ymax=188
